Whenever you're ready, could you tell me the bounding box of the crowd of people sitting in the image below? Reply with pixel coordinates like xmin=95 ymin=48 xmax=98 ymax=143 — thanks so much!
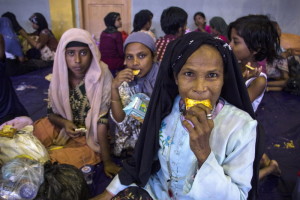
xmin=1 ymin=6 xmax=300 ymax=200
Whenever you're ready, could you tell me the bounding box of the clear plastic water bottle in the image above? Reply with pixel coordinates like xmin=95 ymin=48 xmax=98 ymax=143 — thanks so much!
xmin=292 ymin=171 xmax=300 ymax=200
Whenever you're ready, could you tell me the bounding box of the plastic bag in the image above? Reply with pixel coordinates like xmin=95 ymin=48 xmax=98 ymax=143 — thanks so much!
xmin=35 ymin=161 xmax=89 ymax=200
xmin=0 ymin=125 xmax=50 ymax=165
xmin=0 ymin=157 xmax=44 ymax=200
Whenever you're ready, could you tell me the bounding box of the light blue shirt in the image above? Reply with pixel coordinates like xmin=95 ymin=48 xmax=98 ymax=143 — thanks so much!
xmin=108 ymin=95 xmax=257 ymax=200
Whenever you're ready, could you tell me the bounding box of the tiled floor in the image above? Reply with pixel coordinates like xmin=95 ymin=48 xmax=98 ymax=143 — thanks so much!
xmin=10 ymin=68 xmax=300 ymax=199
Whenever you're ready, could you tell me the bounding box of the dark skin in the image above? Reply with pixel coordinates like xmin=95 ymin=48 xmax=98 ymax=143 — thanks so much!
xmin=111 ymin=42 xmax=154 ymax=122
xmin=49 ymin=46 xmax=120 ymax=177
xmin=91 ymin=45 xmax=224 ymax=200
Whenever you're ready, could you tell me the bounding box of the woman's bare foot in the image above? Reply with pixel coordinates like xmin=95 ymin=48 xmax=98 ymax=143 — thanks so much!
xmin=269 ymin=160 xmax=281 ymax=177
xmin=260 ymin=153 xmax=271 ymax=168
xmin=259 ymin=158 xmax=281 ymax=180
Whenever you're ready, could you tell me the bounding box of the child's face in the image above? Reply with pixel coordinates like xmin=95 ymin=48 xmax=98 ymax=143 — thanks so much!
xmin=194 ymin=15 xmax=206 ymax=27
xmin=114 ymin=16 xmax=122 ymax=28
xmin=229 ymin=28 xmax=253 ymax=64
xmin=65 ymin=46 xmax=92 ymax=78
xmin=32 ymin=23 xmax=39 ymax=30
xmin=175 ymin=45 xmax=224 ymax=107
xmin=125 ymin=42 xmax=153 ymax=78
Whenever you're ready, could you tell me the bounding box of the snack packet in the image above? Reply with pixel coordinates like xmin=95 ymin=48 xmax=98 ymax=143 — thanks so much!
xmin=0 ymin=125 xmax=17 ymax=138
xmin=123 ymin=93 xmax=150 ymax=123
xmin=185 ymin=98 xmax=213 ymax=110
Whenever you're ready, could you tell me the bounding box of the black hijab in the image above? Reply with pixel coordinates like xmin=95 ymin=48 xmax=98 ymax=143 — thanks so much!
xmin=103 ymin=12 xmax=120 ymax=34
xmin=119 ymin=32 xmax=262 ymax=199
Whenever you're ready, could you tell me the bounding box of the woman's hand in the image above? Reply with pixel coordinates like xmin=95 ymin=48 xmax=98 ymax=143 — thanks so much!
xmin=103 ymin=160 xmax=121 ymax=178
xmin=182 ymin=104 xmax=214 ymax=166
xmin=62 ymin=120 xmax=78 ymax=138
xmin=112 ymin=68 xmax=134 ymax=89
xmin=243 ymin=62 xmax=262 ymax=80
xmin=90 ymin=190 xmax=114 ymax=200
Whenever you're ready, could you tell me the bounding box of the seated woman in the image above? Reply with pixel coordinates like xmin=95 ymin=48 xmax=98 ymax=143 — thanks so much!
xmin=94 ymin=32 xmax=260 ymax=200
xmin=110 ymin=32 xmax=159 ymax=159
xmin=33 ymin=28 xmax=120 ymax=178
xmin=19 ymin=13 xmax=58 ymax=62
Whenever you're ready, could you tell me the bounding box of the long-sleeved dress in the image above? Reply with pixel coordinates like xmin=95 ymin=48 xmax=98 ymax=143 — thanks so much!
xmin=108 ymin=95 xmax=257 ymax=200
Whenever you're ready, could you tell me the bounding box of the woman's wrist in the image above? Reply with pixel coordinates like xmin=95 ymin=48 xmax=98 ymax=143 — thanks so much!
xmin=111 ymin=99 xmax=120 ymax=103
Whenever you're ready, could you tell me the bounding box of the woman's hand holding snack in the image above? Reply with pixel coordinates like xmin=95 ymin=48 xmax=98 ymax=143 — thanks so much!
xmin=63 ymin=120 xmax=78 ymax=138
xmin=243 ymin=62 xmax=262 ymax=80
xmin=182 ymin=104 xmax=214 ymax=166
xmin=112 ymin=68 xmax=134 ymax=89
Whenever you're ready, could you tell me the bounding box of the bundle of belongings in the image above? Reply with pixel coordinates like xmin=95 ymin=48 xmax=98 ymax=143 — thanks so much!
xmin=0 ymin=125 xmax=89 ymax=200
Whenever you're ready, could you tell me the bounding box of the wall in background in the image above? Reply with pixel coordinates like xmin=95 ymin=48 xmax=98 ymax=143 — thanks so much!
xmin=0 ymin=0 xmax=51 ymax=34
xmin=48 ymin=0 xmax=75 ymax=39
xmin=1 ymin=0 xmax=299 ymax=39
xmin=131 ymin=0 xmax=300 ymax=37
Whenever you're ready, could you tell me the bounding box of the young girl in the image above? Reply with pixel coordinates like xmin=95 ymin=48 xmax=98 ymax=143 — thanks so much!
xmin=132 ymin=9 xmax=156 ymax=42
xmin=33 ymin=28 xmax=120 ymax=177
xmin=193 ymin=12 xmax=211 ymax=33
xmin=99 ymin=12 xmax=124 ymax=77
xmin=110 ymin=31 xmax=159 ymax=158
xmin=94 ymin=32 xmax=262 ymax=200
xmin=228 ymin=14 xmax=281 ymax=179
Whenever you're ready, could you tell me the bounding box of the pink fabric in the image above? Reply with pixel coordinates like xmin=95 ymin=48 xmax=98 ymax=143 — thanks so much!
xmin=48 ymin=28 xmax=113 ymax=153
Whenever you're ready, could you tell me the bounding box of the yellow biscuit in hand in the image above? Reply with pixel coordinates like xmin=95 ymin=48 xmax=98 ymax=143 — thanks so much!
xmin=245 ymin=64 xmax=255 ymax=70
xmin=185 ymin=98 xmax=213 ymax=110
xmin=132 ymin=69 xmax=140 ymax=75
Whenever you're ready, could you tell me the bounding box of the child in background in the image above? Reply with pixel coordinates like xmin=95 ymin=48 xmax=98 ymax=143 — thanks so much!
xmin=228 ymin=14 xmax=281 ymax=179
xmin=110 ymin=32 xmax=159 ymax=158
xmin=265 ymin=21 xmax=290 ymax=92
xmin=209 ymin=16 xmax=228 ymax=42
xmin=155 ymin=6 xmax=188 ymax=62
xmin=99 ymin=12 xmax=124 ymax=77
xmin=132 ymin=9 xmax=156 ymax=41
xmin=193 ymin=12 xmax=211 ymax=33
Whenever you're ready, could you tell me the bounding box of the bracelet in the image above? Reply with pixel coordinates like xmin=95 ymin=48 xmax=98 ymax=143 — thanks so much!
xmin=111 ymin=99 xmax=120 ymax=103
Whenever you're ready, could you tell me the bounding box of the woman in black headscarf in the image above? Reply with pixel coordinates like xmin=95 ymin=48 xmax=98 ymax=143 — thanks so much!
xmin=94 ymin=32 xmax=263 ymax=200
xmin=99 ymin=12 xmax=125 ymax=77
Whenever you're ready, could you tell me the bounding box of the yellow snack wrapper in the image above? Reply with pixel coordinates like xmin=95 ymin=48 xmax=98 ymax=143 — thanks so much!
xmin=245 ymin=64 xmax=255 ymax=70
xmin=0 ymin=125 xmax=17 ymax=138
xmin=185 ymin=98 xmax=213 ymax=110
xmin=132 ymin=69 xmax=140 ymax=75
